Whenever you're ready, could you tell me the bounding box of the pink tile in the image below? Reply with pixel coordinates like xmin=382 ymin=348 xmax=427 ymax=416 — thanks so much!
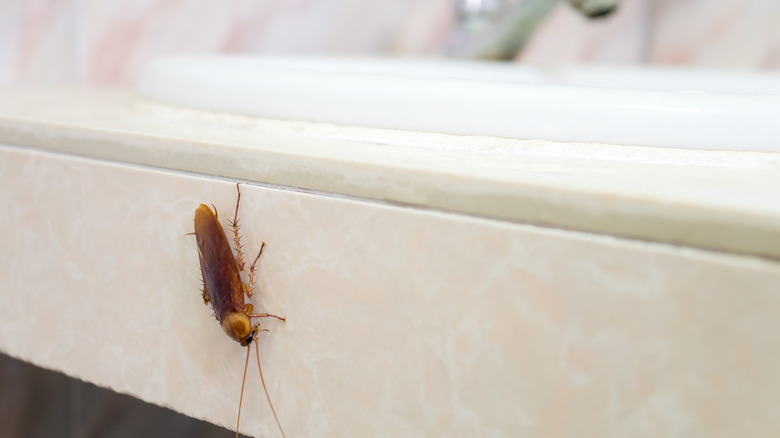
xmin=81 ymin=0 xmax=448 ymax=86
xmin=0 ymin=0 xmax=79 ymax=84
xmin=392 ymin=0 xmax=453 ymax=54
xmin=651 ymin=0 xmax=780 ymax=68
xmin=9 ymin=0 xmax=780 ymax=86
xmin=520 ymin=0 xmax=651 ymax=65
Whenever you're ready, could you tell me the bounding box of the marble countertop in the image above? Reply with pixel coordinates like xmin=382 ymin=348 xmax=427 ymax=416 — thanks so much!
xmin=1 ymin=88 xmax=779 ymax=259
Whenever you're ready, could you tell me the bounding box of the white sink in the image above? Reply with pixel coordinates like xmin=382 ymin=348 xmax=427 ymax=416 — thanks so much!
xmin=138 ymin=56 xmax=780 ymax=152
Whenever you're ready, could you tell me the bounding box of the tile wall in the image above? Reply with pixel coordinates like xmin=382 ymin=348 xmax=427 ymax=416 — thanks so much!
xmin=2 ymin=0 xmax=779 ymax=85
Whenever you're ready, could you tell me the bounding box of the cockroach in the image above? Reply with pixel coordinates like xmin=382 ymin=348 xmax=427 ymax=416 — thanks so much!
xmin=191 ymin=183 xmax=287 ymax=438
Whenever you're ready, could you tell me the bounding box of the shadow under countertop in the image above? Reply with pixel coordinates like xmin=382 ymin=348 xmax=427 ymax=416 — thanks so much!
xmin=0 ymin=352 xmax=245 ymax=438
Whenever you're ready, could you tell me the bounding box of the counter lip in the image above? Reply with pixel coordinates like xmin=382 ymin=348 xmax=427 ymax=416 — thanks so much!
xmin=1 ymin=88 xmax=779 ymax=260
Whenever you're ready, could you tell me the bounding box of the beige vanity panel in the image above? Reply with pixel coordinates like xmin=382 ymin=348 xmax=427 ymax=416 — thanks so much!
xmin=2 ymin=144 xmax=779 ymax=437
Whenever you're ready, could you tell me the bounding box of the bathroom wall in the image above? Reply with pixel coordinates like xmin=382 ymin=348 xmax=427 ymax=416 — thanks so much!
xmin=2 ymin=0 xmax=779 ymax=85
xmin=520 ymin=0 xmax=780 ymax=66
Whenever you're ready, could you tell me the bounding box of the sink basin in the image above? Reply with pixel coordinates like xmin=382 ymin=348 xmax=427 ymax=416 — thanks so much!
xmin=137 ymin=56 xmax=780 ymax=152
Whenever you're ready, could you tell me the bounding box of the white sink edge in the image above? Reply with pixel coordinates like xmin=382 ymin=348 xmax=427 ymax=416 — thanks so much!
xmin=137 ymin=55 xmax=780 ymax=153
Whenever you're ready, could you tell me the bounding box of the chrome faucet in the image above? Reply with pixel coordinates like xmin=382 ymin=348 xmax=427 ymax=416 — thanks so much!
xmin=447 ymin=0 xmax=621 ymax=60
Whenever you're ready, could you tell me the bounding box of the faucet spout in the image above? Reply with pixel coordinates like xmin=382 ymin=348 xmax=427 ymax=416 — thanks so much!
xmin=447 ymin=0 xmax=621 ymax=60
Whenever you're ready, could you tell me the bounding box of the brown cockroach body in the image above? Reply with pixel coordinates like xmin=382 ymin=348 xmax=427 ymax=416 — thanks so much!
xmin=193 ymin=183 xmax=287 ymax=438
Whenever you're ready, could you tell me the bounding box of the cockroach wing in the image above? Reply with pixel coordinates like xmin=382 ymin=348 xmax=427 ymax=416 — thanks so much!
xmin=193 ymin=204 xmax=245 ymax=323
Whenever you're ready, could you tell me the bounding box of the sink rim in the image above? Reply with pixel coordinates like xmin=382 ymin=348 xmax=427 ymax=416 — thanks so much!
xmin=137 ymin=55 xmax=780 ymax=152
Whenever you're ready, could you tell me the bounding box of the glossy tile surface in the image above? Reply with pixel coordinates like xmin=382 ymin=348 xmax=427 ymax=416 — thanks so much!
xmin=520 ymin=0 xmax=650 ymax=64
xmin=5 ymin=0 xmax=780 ymax=86
xmin=0 ymin=0 xmax=80 ymax=84
xmin=650 ymin=0 xmax=780 ymax=67
xmin=3 ymin=144 xmax=780 ymax=437
xmin=1 ymin=0 xmax=449 ymax=85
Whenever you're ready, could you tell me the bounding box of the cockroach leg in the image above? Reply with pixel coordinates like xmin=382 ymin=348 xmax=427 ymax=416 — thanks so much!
xmin=248 ymin=312 xmax=286 ymax=323
xmin=251 ymin=323 xmax=270 ymax=335
xmin=243 ymin=304 xmax=285 ymax=322
xmin=245 ymin=242 xmax=266 ymax=298
xmin=231 ymin=183 xmax=246 ymax=271
xmin=244 ymin=303 xmax=286 ymax=322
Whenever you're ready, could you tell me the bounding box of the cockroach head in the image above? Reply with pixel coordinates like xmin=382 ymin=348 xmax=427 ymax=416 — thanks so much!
xmin=220 ymin=311 xmax=253 ymax=346
xmin=243 ymin=330 xmax=255 ymax=347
